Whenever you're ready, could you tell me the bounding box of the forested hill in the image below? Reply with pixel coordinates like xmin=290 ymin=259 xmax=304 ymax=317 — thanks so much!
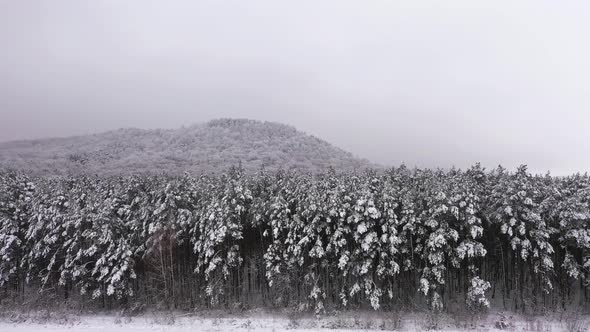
xmin=0 ymin=119 xmax=374 ymax=175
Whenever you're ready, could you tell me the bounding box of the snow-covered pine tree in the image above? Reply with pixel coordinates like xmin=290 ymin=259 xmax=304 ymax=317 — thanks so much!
xmin=488 ymin=165 xmax=555 ymax=312
xmin=194 ymin=166 xmax=252 ymax=306
xmin=0 ymin=171 xmax=35 ymax=294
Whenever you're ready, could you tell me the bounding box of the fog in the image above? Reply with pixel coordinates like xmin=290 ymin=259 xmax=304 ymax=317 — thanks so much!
xmin=1 ymin=0 xmax=589 ymax=175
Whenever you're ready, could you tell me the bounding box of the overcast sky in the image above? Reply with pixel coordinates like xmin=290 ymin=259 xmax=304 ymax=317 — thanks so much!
xmin=1 ymin=1 xmax=589 ymax=175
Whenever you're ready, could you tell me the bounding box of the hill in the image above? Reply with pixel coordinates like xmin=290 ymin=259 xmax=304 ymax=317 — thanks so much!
xmin=0 ymin=119 xmax=375 ymax=175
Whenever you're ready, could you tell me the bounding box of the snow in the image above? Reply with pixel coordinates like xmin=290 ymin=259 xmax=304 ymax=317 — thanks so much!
xmin=0 ymin=312 xmax=574 ymax=332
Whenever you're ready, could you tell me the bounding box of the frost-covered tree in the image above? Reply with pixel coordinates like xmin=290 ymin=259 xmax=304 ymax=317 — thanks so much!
xmin=0 ymin=171 xmax=35 ymax=291
xmin=193 ymin=166 xmax=252 ymax=305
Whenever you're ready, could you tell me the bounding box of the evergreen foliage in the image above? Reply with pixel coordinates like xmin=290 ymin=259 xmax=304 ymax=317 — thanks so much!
xmin=1 ymin=164 xmax=590 ymax=313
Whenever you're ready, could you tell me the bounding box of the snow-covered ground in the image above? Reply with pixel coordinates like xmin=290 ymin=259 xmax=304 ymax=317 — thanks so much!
xmin=0 ymin=312 xmax=581 ymax=332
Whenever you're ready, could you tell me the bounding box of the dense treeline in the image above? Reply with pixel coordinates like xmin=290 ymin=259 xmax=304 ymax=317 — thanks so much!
xmin=1 ymin=165 xmax=590 ymax=314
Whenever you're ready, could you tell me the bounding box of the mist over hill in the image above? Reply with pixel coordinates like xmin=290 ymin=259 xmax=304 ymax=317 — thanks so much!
xmin=0 ymin=119 xmax=375 ymax=175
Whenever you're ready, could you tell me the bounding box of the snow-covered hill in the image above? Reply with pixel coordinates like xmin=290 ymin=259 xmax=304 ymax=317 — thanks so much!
xmin=0 ymin=119 xmax=374 ymax=175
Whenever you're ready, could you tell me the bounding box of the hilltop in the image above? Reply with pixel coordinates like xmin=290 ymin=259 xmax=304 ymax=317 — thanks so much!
xmin=0 ymin=119 xmax=374 ymax=175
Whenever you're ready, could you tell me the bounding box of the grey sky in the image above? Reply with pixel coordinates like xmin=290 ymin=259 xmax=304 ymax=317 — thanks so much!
xmin=1 ymin=1 xmax=589 ymax=175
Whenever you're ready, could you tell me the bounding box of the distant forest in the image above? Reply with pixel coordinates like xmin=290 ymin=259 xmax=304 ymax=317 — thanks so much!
xmin=0 ymin=119 xmax=372 ymax=175
xmin=1 ymin=165 xmax=590 ymax=314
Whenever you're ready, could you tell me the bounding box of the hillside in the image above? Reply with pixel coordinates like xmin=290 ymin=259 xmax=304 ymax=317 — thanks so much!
xmin=0 ymin=119 xmax=374 ymax=175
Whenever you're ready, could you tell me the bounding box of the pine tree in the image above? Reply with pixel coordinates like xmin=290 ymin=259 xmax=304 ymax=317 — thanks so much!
xmin=0 ymin=171 xmax=35 ymax=293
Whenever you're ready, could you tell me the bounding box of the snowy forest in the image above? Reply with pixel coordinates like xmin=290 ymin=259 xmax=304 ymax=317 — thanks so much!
xmin=0 ymin=119 xmax=372 ymax=175
xmin=1 ymin=164 xmax=590 ymax=316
